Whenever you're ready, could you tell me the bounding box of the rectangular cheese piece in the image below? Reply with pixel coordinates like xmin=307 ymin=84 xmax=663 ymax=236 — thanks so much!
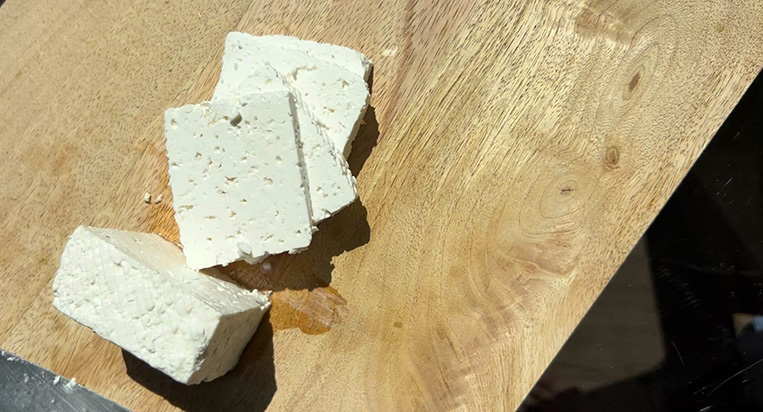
xmin=165 ymin=90 xmax=314 ymax=269
xmin=218 ymin=32 xmax=370 ymax=158
xmin=214 ymin=64 xmax=357 ymax=223
xmin=52 ymin=226 xmax=271 ymax=385
xmin=257 ymin=34 xmax=372 ymax=81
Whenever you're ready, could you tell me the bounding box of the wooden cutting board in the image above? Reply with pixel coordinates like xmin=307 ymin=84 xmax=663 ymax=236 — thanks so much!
xmin=1 ymin=0 xmax=762 ymax=410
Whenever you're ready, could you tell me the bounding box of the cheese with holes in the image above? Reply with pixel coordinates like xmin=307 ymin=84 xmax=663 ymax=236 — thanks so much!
xmin=257 ymin=35 xmax=372 ymax=81
xmin=214 ymin=64 xmax=357 ymax=223
xmin=165 ymin=90 xmax=313 ymax=269
xmin=217 ymin=32 xmax=370 ymax=158
xmin=52 ymin=226 xmax=271 ymax=385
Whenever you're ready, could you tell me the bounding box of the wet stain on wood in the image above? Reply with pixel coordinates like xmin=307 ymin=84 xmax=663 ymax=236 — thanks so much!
xmin=270 ymin=286 xmax=347 ymax=335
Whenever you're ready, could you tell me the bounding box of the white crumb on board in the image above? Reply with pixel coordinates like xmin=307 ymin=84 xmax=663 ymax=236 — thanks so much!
xmin=381 ymin=47 xmax=398 ymax=57
xmin=1 ymin=349 xmax=18 ymax=362
xmin=143 ymin=192 xmax=151 ymax=203
xmin=154 ymin=194 xmax=163 ymax=204
xmin=63 ymin=378 xmax=78 ymax=393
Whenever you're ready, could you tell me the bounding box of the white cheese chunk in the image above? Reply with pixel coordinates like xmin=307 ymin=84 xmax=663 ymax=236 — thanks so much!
xmin=214 ymin=64 xmax=357 ymax=223
xmin=165 ymin=90 xmax=313 ymax=270
xmin=52 ymin=226 xmax=271 ymax=385
xmin=218 ymin=32 xmax=370 ymax=158
xmin=257 ymin=35 xmax=372 ymax=81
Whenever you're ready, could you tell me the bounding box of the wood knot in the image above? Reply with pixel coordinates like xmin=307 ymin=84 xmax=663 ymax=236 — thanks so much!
xmin=538 ymin=174 xmax=591 ymax=220
xmin=605 ymin=146 xmax=620 ymax=169
xmin=621 ymin=67 xmax=644 ymax=101
xmin=628 ymin=72 xmax=641 ymax=91
xmin=559 ymin=180 xmax=578 ymax=195
xmin=518 ymin=166 xmax=598 ymax=236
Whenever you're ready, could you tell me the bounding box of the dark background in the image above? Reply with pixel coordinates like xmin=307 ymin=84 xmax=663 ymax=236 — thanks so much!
xmin=520 ymin=71 xmax=763 ymax=412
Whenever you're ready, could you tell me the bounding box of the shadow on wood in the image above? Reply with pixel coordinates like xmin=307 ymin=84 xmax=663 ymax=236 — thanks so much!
xmin=124 ymin=316 xmax=276 ymax=412
xmin=348 ymin=105 xmax=379 ymax=177
xmin=217 ymin=199 xmax=370 ymax=292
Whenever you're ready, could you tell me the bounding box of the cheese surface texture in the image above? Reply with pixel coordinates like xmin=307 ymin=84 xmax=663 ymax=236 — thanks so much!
xmin=218 ymin=32 xmax=370 ymax=158
xmin=214 ymin=64 xmax=357 ymax=223
xmin=257 ymin=35 xmax=372 ymax=81
xmin=165 ymin=90 xmax=313 ymax=269
xmin=52 ymin=226 xmax=271 ymax=384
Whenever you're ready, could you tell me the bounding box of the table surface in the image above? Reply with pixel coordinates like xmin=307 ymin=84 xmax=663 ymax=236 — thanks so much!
xmin=1 ymin=1 xmax=762 ymax=410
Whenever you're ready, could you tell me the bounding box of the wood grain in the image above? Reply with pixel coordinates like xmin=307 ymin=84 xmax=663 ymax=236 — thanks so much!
xmin=1 ymin=0 xmax=762 ymax=410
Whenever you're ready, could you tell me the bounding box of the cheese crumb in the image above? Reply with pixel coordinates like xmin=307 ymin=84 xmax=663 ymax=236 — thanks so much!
xmin=143 ymin=192 xmax=151 ymax=203
xmin=63 ymin=378 xmax=78 ymax=393
xmin=154 ymin=194 xmax=163 ymax=204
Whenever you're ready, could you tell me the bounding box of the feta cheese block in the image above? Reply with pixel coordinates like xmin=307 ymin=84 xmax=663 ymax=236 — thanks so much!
xmin=218 ymin=32 xmax=370 ymax=158
xmin=52 ymin=226 xmax=271 ymax=385
xmin=257 ymin=35 xmax=372 ymax=81
xmin=214 ymin=64 xmax=357 ymax=223
xmin=165 ymin=90 xmax=314 ymax=270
